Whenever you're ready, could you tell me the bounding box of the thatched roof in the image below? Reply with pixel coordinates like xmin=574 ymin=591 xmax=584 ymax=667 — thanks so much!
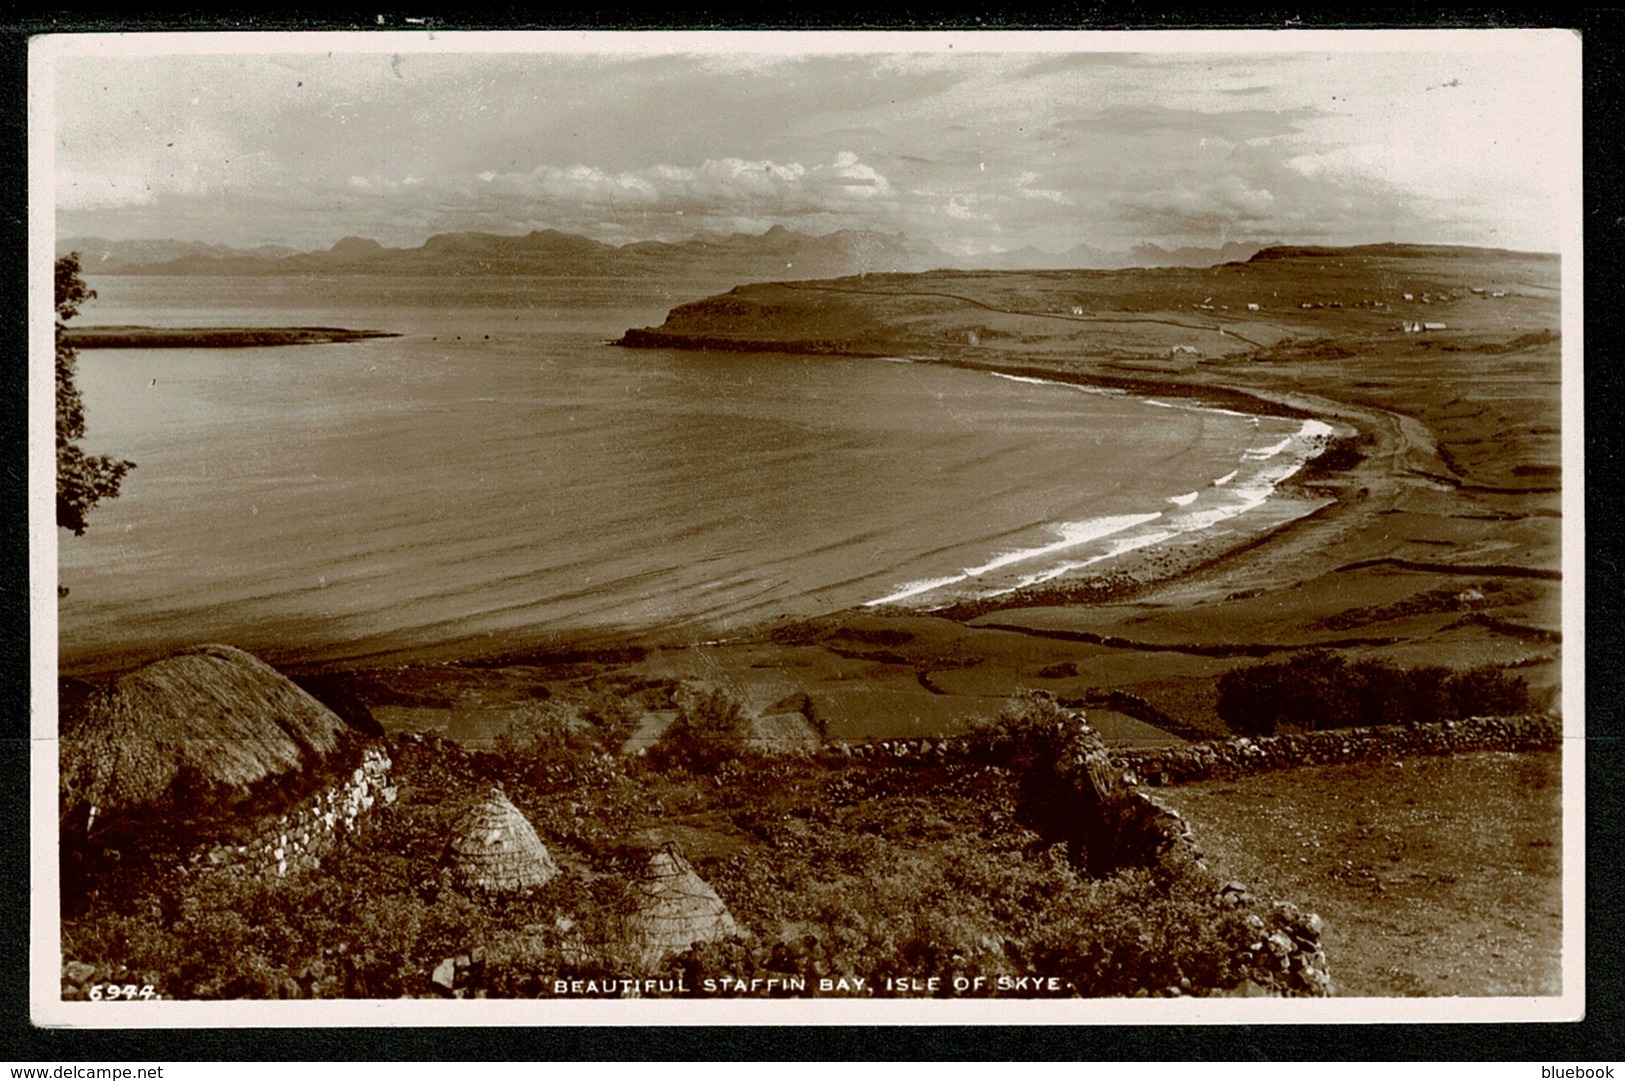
xmin=626 ymin=843 xmax=739 ymax=966
xmin=60 ymin=644 xmax=353 ymax=820
xmin=444 ymin=789 xmax=559 ymax=892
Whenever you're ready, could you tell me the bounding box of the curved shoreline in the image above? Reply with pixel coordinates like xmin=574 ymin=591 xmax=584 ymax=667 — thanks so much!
xmin=617 ymin=332 xmax=1386 ymax=625
xmin=293 ymin=345 xmax=1402 ymax=671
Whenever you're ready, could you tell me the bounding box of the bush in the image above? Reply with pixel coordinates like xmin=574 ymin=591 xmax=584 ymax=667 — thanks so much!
xmin=485 ymin=702 xmax=605 ymax=792
xmin=962 ymin=690 xmax=1079 ymax=771
xmin=647 ymin=687 xmax=752 ymax=773
xmin=1217 ymin=650 xmax=1533 ymax=736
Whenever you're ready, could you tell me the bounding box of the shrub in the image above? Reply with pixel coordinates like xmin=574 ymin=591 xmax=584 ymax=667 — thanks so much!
xmin=647 ymin=687 xmax=752 ymax=773
xmin=962 ymin=689 xmax=1079 ymax=771
xmin=1024 ymin=865 xmax=1255 ymax=996
xmin=1217 ymin=651 xmax=1534 ymax=735
xmin=486 ymin=702 xmax=605 ymax=792
xmin=578 ymin=689 xmax=642 ymax=751
xmin=1444 ymin=664 xmax=1533 ymax=718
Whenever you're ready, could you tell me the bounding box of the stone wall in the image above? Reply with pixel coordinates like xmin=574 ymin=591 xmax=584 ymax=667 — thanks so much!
xmin=997 ymin=711 xmax=1335 ymax=997
xmin=823 ymin=713 xmax=1558 ymax=776
xmin=187 ymin=743 xmax=395 ymax=880
xmin=1113 ymin=714 xmax=1559 ymax=786
xmin=817 ymin=713 xmax=1570 ymax=998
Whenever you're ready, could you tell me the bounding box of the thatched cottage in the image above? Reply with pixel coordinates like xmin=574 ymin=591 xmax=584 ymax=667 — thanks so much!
xmin=60 ymin=644 xmax=359 ymax=833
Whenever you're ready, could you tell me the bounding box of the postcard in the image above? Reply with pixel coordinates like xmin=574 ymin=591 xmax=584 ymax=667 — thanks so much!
xmin=29 ymin=26 xmax=1583 ymax=1026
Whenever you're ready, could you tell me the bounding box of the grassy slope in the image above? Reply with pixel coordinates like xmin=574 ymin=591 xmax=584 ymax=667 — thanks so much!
xmin=1154 ymin=750 xmax=1563 ymax=997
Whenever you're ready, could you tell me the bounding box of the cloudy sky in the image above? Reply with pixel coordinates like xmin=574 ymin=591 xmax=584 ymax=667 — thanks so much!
xmin=42 ymin=31 xmax=1579 ymax=256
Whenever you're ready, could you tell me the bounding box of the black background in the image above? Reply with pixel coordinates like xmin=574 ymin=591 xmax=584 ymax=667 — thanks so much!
xmin=2 ymin=7 xmax=1619 ymax=1062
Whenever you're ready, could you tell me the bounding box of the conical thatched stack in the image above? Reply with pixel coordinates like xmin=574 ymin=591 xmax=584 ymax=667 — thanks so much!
xmin=60 ymin=644 xmax=353 ymax=823
xmin=445 ymin=789 xmax=559 ymax=892
xmin=626 ymin=843 xmax=739 ymax=965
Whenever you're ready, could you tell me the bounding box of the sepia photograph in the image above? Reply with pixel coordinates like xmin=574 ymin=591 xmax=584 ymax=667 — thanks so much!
xmin=29 ymin=28 xmax=1582 ymax=1026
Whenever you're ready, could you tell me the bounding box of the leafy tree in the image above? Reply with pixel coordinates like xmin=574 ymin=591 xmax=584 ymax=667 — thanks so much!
xmin=56 ymin=253 xmax=134 ymax=535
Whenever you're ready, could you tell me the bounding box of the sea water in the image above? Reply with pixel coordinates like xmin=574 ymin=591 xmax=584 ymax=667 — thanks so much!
xmin=56 ymin=275 xmax=1320 ymax=673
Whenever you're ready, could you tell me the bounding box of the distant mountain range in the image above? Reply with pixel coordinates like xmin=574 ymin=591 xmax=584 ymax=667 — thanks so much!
xmin=970 ymin=239 xmax=1266 ymax=270
xmin=57 ymin=228 xmax=1265 ymax=279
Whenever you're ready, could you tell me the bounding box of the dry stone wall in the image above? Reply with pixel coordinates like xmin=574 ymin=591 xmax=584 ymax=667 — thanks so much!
xmin=187 ymin=743 xmax=394 ymax=880
xmin=824 ymin=714 xmax=1558 ymax=776
xmin=1003 ymin=712 xmax=1335 ymax=996
xmin=1113 ymin=714 xmax=1558 ymax=786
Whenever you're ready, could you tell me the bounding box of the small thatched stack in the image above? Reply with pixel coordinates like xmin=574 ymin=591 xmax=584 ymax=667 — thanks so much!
xmin=60 ymin=644 xmax=353 ymax=825
xmin=444 ymin=789 xmax=559 ymax=892
xmin=626 ymin=843 xmax=739 ymax=966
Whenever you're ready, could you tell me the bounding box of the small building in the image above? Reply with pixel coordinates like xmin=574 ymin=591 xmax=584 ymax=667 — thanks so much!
xmin=1491 ymin=290 xmax=1507 ymax=298
xmin=1247 ymin=302 xmax=1260 ymax=311
xmin=1422 ymin=321 xmax=1447 ymax=331
xmin=1169 ymin=344 xmax=1200 ymax=356
xmin=1403 ymin=293 xmax=1414 ymax=301
xmin=1401 ymin=320 xmax=1423 ymax=333
xmin=1071 ymin=305 xmax=1085 ymax=315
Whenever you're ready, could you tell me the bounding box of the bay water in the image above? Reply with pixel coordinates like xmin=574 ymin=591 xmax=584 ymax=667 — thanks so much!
xmin=57 ymin=275 xmax=1316 ymax=673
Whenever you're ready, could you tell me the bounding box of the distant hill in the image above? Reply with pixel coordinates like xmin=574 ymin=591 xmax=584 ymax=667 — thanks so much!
xmin=61 ymin=227 xmax=1283 ymax=280
xmin=973 ymin=239 xmax=1266 ymax=271
xmin=60 ymin=227 xmax=957 ymax=282
xmin=1248 ymin=242 xmax=1557 ymax=262
xmin=59 ymin=237 xmax=302 ymax=272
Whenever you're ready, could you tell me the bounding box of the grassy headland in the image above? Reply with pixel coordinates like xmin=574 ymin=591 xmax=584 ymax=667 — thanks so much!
xmin=64 ymin=325 xmax=399 ymax=348
xmin=599 ymin=244 xmax=1563 ymax=741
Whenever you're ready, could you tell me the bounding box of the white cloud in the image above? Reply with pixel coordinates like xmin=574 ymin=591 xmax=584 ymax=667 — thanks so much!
xmin=49 ymin=41 xmax=1576 ymax=253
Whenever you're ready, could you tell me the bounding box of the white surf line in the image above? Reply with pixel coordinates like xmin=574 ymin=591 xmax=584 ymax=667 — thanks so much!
xmin=966 ymin=417 xmax=1336 ymax=600
xmin=987 ymin=370 xmax=1126 ymax=396
xmin=958 ymin=512 xmax=1166 ymax=578
xmin=864 ymin=512 xmax=1163 ymax=607
xmin=866 ymin=366 xmax=1331 ymax=609
xmin=865 ymin=574 xmax=972 ymax=607
xmin=1242 ymin=435 xmax=1293 ymax=460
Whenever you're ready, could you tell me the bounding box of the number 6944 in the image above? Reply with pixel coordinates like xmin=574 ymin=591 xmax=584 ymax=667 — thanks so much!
xmin=88 ymin=983 xmax=160 ymax=1000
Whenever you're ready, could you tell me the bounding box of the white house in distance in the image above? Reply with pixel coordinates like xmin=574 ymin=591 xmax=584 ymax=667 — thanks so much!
xmin=1247 ymin=302 xmax=1261 ymax=311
